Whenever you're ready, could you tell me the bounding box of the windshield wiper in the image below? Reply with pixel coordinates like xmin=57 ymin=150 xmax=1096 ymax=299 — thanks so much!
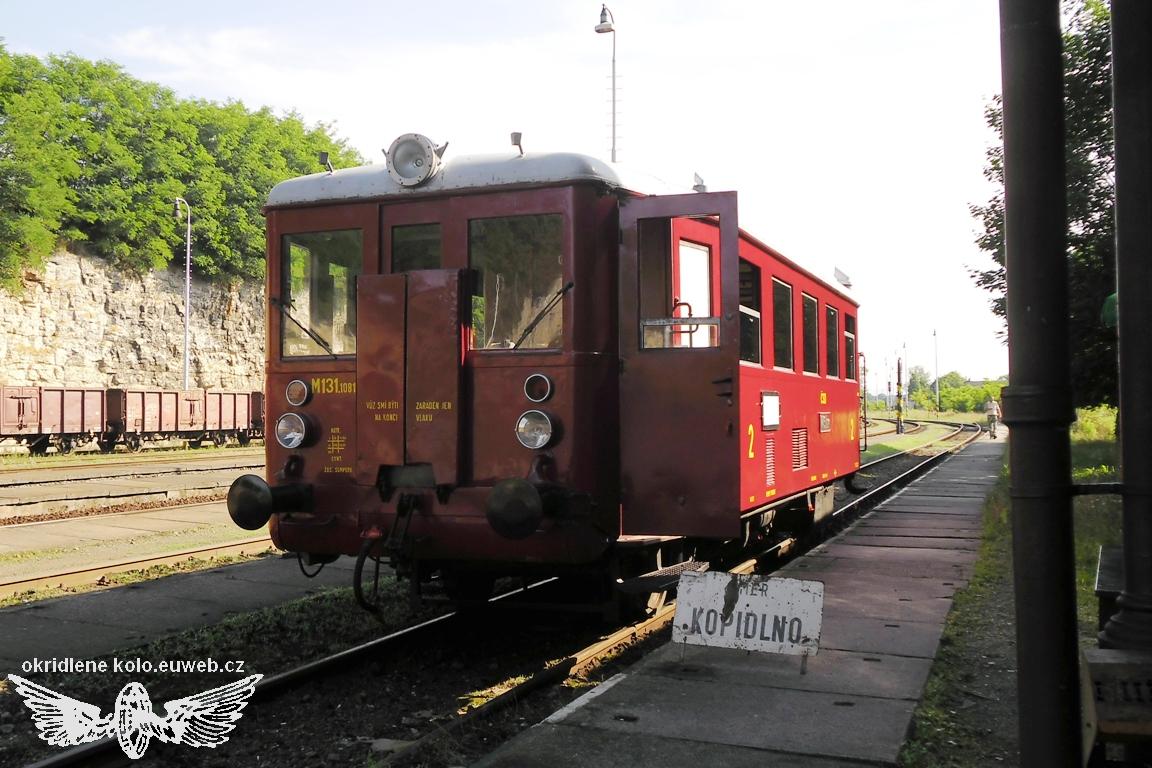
xmin=512 ymin=281 xmax=574 ymax=350
xmin=270 ymin=296 xmax=338 ymax=359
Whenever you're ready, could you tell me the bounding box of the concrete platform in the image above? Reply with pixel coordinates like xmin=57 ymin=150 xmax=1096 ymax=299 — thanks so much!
xmin=0 ymin=556 xmax=355 ymax=671
xmin=475 ymin=435 xmax=1006 ymax=768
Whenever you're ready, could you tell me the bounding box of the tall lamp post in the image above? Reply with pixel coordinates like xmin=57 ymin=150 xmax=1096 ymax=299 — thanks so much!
xmin=173 ymin=197 xmax=192 ymax=390
xmin=933 ymin=329 xmax=940 ymax=411
xmin=594 ymin=4 xmax=617 ymax=163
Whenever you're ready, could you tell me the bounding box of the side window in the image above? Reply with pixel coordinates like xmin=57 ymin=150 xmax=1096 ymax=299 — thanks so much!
xmin=392 ymin=223 xmax=441 ymax=272
xmin=673 ymin=241 xmax=715 ymax=348
xmin=826 ymin=305 xmax=840 ymax=378
xmin=469 ymin=214 xmax=564 ymax=350
xmin=772 ymin=279 xmax=793 ymax=369
xmin=739 ymin=259 xmax=762 ymax=364
xmin=802 ymin=293 xmax=819 ymax=374
xmin=844 ymin=314 xmax=857 ymax=380
xmin=281 ymin=229 xmax=362 ymax=357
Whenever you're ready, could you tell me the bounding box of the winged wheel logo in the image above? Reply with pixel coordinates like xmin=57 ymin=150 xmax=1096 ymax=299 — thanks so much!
xmin=7 ymin=674 xmax=262 ymax=759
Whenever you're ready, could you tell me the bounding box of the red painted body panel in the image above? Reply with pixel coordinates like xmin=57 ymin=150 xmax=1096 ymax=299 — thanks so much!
xmin=404 ymin=270 xmax=464 ymax=485
xmin=355 ymin=274 xmax=407 ymax=478
xmin=617 ymin=193 xmax=742 ymax=538
xmin=1 ymin=387 xmax=39 ymax=435
xmin=40 ymin=387 xmax=106 ymax=434
xmin=181 ymin=390 xmax=205 ymax=431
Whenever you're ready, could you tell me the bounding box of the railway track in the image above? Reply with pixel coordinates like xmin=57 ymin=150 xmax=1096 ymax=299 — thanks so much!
xmin=0 ymin=449 xmax=263 ymax=487
xmin=0 ymin=536 xmax=273 ymax=597
xmin=18 ymin=424 xmax=981 ymax=768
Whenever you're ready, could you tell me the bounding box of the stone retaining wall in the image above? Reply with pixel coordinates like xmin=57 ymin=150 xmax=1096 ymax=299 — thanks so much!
xmin=0 ymin=250 xmax=265 ymax=391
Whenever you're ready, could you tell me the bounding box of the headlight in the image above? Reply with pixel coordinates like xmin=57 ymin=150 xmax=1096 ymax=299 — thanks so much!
xmin=285 ymin=379 xmax=312 ymax=407
xmin=515 ymin=410 xmax=553 ymax=449
xmin=275 ymin=413 xmax=308 ymax=449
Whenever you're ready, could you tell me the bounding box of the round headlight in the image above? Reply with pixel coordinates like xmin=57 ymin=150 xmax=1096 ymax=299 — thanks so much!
xmin=285 ymin=379 xmax=312 ymax=407
xmin=523 ymin=373 xmax=553 ymax=403
xmin=515 ymin=410 xmax=553 ymax=450
xmin=275 ymin=413 xmax=308 ymax=450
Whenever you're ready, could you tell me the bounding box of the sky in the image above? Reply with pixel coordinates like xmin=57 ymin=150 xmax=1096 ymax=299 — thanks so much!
xmin=2 ymin=0 xmax=1008 ymax=389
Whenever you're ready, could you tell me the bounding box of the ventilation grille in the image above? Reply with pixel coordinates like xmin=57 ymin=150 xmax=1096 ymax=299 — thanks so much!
xmin=791 ymin=428 xmax=809 ymax=470
xmin=764 ymin=436 xmax=776 ymax=487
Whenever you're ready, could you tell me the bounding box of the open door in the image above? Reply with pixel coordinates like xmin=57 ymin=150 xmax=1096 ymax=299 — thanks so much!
xmin=618 ymin=192 xmax=740 ymax=537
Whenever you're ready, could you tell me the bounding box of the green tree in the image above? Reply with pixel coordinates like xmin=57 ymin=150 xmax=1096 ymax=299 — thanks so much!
xmin=970 ymin=0 xmax=1116 ymax=407
xmin=907 ymin=365 xmax=936 ymax=410
xmin=0 ymin=46 xmax=80 ymax=287
xmin=0 ymin=47 xmax=362 ymax=285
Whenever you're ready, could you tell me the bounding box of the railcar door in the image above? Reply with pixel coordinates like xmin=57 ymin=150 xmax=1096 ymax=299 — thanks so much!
xmin=618 ymin=192 xmax=740 ymax=537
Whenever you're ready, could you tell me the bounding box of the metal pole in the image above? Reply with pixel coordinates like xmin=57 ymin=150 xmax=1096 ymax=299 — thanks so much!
xmin=1101 ymin=0 xmax=1152 ymax=652
xmin=610 ymin=26 xmax=616 ymax=163
xmin=595 ymin=5 xmax=617 ymax=162
xmin=895 ymin=357 xmax=904 ymax=434
xmin=999 ymin=0 xmax=1080 ymax=764
xmin=933 ymin=329 xmax=940 ymax=411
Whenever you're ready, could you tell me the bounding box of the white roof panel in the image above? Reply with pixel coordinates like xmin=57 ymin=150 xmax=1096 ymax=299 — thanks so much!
xmin=266 ymin=151 xmax=669 ymax=207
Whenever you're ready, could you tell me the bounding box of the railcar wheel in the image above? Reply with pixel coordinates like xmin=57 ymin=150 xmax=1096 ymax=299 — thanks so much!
xmin=56 ymin=438 xmax=74 ymax=455
xmin=97 ymin=439 xmax=116 ymax=453
xmin=126 ymin=435 xmax=143 ymax=453
xmin=237 ymin=433 xmax=251 ymax=446
xmin=27 ymin=437 xmax=50 ymax=456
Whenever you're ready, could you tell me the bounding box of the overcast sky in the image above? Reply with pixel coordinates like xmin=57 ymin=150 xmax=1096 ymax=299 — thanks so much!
xmin=3 ymin=0 xmax=1008 ymax=387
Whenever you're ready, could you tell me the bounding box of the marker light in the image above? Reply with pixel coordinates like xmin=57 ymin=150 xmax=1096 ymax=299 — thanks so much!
xmin=285 ymin=379 xmax=312 ymax=407
xmin=275 ymin=413 xmax=308 ymax=450
xmin=515 ymin=410 xmax=554 ymax=450
xmin=524 ymin=373 xmax=553 ymax=403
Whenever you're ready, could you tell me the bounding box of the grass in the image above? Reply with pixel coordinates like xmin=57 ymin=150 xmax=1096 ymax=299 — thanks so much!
xmin=0 ymin=549 xmax=276 ymax=608
xmin=899 ymin=406 xmax=1122 ymax=766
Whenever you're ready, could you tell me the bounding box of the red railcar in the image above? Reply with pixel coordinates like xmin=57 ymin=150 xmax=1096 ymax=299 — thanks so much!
xmin=228 ymin=134 xmax=860 ymax=608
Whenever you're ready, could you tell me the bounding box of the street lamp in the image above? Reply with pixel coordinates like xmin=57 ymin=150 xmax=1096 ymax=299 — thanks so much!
xmin=594 ymin=4 xmax=617 ymax=163
xmin=173 ymin=197 xmax=192 ymax=390
xmin=933 ymin=329 xmax=940 ymax=411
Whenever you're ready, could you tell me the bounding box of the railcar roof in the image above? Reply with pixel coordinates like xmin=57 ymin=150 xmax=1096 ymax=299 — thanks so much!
xmin=266 ymin=151 xmax=652 ymax=207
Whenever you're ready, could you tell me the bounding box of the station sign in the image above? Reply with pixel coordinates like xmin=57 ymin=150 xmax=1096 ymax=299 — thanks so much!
xmin=672 ymin=571 xmax=824 ymax=655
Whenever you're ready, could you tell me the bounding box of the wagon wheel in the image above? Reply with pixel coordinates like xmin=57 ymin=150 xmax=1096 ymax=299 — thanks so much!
xmin=97 ymin=438 xmax=117 ymax=453
xmin=126 ymin=435 xmax=143 ymax=453
xmin=56 ymin=438 xmax=74 ymax=455
xmin=236 ymin=433 xmax=252 ymax=446
xmin=27 ymin=437 xmax=51 ymax=457
xmin=212 ymin=432 xmax=227 ymax=447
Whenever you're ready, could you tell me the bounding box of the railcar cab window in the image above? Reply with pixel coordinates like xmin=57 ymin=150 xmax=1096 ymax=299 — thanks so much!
xmin=845 ymin=314 xmax=857 ymax=380
xmin=392 ymin=223 xmax=442 ymax=272
xmin=772 ymin=278 xmax=793 ymax=369
xmin=739 ymin=259 xmax=762 ymax=364
xmin=802 ymin=293 xmax=819 ymax=374
xmin=469 ymin=214 xmax=564 ymax=350
xmin=280 ymin=230 xmax=362 ymax=357
xmin=826 ymin=305 xmax=840 ymax=378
